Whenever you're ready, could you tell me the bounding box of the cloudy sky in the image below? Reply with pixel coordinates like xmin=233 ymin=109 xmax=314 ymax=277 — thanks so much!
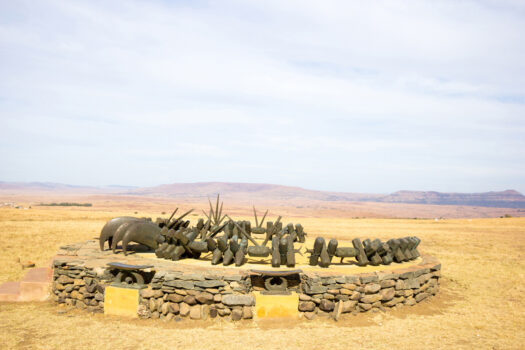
xmin=1 ymin=0 xmax=524 ymax=193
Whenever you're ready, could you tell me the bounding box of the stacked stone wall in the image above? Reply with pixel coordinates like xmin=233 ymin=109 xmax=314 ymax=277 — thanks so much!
xmin=51 ymin=240 xmax=440 ymax=321
xmin=297 ymin=260 xmax=441 ymax=320
xmin=52 ymin=260 xmax=110 ymax=313
xmin=138 ymin=272 xmax=254 ymax=321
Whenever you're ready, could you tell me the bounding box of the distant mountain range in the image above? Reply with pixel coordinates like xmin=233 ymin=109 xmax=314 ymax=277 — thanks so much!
xmin=1 ymin=181 xmax=524 ymax=209
xmin=373 ymin=189 xmax=525 ymax=208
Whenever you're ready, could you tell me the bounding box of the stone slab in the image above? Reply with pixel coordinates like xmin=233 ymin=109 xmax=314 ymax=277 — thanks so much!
xmin=104 ymin=286 xmax=139 ymax=318
xmin=21 ymin=267 xmax=53 ymax=283
xmin=0 ymin=282 xmax=21 ymax=302
xmin=19 ymin=267 xmax=52 ymax=301
xmin=254 ymin=291 xmax=299 ymax=319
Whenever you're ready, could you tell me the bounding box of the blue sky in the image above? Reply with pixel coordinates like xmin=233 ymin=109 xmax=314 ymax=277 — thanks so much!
xmin=0 ymin=0 xmax=524 ymax=193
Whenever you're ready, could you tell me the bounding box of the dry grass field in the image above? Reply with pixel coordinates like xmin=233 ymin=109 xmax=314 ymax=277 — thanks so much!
xmin=1 ymin=203 xmax=524 ymax=349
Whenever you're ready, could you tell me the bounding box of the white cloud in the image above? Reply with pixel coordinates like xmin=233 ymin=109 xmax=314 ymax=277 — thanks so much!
xmin=0 ymin=0 xmax=524 ymax=192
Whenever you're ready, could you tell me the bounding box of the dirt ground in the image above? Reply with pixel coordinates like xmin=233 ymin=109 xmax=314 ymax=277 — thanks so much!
xmin=0 ymin=204 xmax=524 ymax=349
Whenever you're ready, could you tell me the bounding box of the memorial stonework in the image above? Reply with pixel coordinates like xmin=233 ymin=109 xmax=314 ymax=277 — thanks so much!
xmin=52 ymin=197 xmax=441 ymax=321
xmin=52 ymin=241 xmax=441 ymax=321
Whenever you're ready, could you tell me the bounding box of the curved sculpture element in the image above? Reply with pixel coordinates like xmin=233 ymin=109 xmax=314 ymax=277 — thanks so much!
xmin=111 ymin=221 xmax=140 ymax=253
xmin=120 ymin=222 xmax=165 ymax=255
xmin=99 ymin=216 xmax=138 ymax=251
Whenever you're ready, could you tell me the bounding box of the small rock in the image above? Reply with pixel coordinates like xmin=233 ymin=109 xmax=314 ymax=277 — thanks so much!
xmin=168 ymin=302 xmax=180 ymax=314
xmin=364 ymin=283 xmax=381 ymax=294
xmin=156 ymin=298 xmax=164 ymax=310
xmin=299 ymin=301 xmax=316 ymax=312
xmin=141 ymin=288 xmax=156 ymax=298
xmin=383 ymin=296 xmax=404 ymax=307
xmin=319 ymin=299 xmax=335 ymax=312
xmin=179 ymin=302 xmax=190 ymax=316
xmin=358 ymin=303 xmax=372 ymax=311
xmin=339 ymin=288 xmax=353 ymax=295
xmin=167 ymin=294 xmax=184 ymax=303
xmin=380 ymin=280 xmax=396 ymax=289
xmin=360 ymin=274 xmax=378 ymax=284
xmin=304 ymin=311 xmax=316 ymax=320
xmin=333 ymin=300 xmax=343 ymax=321
xmin=231 ymin=308 xmax=243 ymax=321
xmin=70 ymin=291 xmax=82 ymax=300
xmin=342 ymin=300 xmax=357 ymax=313
xmin=218 ymin=308 xmax=231 ymax=316
xmin=405 ymin=278 xmax=420 ymax=289
xmin=222 ymin=294 xmax=254 ymax=306
xmin=299 ymin=294 xmax=311 ymax=301
xmin=213 ymin=294 xmax=222 ymax=303
xmin=183 ymin=295 xmax=197 ymax=305
xmin=164 ymin=280 xmax=194 ymax=289
xmin=350 ymin=291 xmax=361 ymax=300
xmin=21 ymin=261 xmax=35 ymax=269
xmin=380 ymin=288 xmax=395 ymax=301
xmin=186 ymin=290 xmax=199 ymax=296
xmin=194 ymin=280 xmax=226 ymax=288
xmin=85 ymin=284 xmax=97 ymax=293
xmin=335 ymin=294 xmax=349 ymax=301
xmin=405 ymin=297 xmax=416 ymax=306
xmin=73 ymin=279 xmax=85 ymax=286
xmin=149 ymin=298 xmax=157 ymax=312
xmin=190 ymin=305 xmax=202 ymax=319
xmin=395 ymin=280 xmax=407 ymax=290
xmin=161 ymin=302 xmax=170 ymax=315
xmin=242 ymin=306 xmax=253 ymax=319
xmin=195 ymin=292 xmax=214 ymax=304
xmin=323 ymin=293 xmax=335 ymax=300
xmin=56 ymin=275 xmax=74 ymax=284
xmin=415 ymin=292 xmax=429 ymax=302
xmin=360 ymin=293 xmax=381 ymax=304
xmin=341 ymin=283 xmax=357 ymax=290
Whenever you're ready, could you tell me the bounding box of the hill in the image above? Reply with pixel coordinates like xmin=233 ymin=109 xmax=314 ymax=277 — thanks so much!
xmin=375 ymin=189 xmax=525 ymax=208
xmin=127 ymin=182 xmax=525 ymax=208
xmin=1 ymin=181 xmax=524 ymax=209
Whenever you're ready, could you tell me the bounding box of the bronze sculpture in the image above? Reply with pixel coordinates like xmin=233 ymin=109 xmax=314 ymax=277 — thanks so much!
xmin=98 ymin=196 xmax=422 ymax=269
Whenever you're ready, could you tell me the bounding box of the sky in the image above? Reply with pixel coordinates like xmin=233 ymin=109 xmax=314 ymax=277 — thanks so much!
xmin=0 ymin=0 xmax=524 ymax=194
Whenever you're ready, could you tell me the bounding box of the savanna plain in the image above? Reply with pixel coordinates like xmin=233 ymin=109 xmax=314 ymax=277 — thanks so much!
xmin=0 ymin=200 xmax=524 ymax=350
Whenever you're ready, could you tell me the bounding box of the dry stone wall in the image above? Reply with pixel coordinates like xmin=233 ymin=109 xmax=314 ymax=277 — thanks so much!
xmin=51 ymin=240 xmax=440 ymax=321
xmin=52 ymin=260 xmax=108 ymax=312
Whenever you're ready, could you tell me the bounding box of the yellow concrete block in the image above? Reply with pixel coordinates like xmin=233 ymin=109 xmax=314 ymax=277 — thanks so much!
xmin=104 ymin=286 xmax=139 ymax=318
xmin=254 ymin=291 xmax=299 ymax=319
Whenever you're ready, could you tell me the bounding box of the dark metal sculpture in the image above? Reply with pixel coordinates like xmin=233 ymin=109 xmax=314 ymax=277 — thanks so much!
xmin=117 ymin=221 xmax=165 ymax=255
xmin=251 ymin=207 xmax=268 ymax=235
xmin=251 ymin=269 xmax=302 ymax=294
xmin=99 ymin=196 xmax=422 ymax=269
xmin=306 ymin=235 xmax=421 ymax=268
xmin=99 ymin=216 xmax=142 ymax=251
xmin=107 ymin=262 xmax=153 ymax=288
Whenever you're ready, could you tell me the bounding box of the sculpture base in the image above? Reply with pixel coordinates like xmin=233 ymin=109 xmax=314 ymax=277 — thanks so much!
xmin=254 ymin=291 xmax=299 ymax=319
xmin=104 ymin=286 xmax=139 ymax=318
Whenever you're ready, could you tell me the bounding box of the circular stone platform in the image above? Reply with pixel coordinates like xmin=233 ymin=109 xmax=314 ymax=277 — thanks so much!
xmin=52 ymin=240 xmax=441 ymax=321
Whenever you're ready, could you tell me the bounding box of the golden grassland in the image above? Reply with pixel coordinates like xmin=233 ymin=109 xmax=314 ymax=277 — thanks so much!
xmin=0 ymin=205 xmax=524 ymax=350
